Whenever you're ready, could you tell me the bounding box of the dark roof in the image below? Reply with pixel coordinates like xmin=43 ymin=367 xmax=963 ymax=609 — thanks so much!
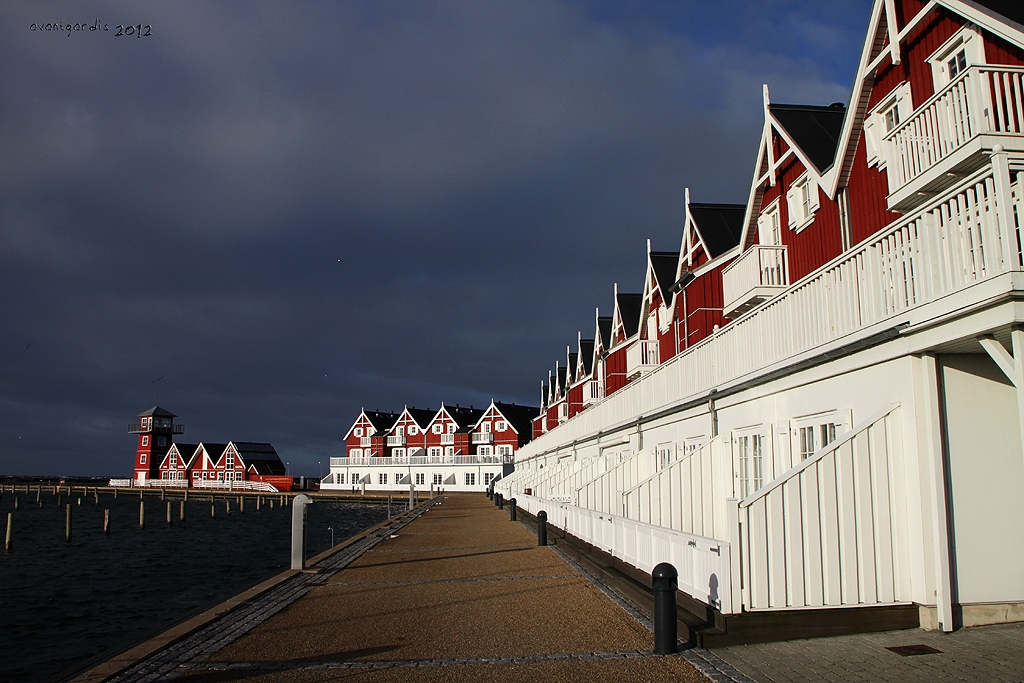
xmin=616 ymin=293 xmax=643 ymax=338
xmin=975 ymin=0 xmax=1024 ymax=25
xmin=169 ymin=443 xmax=198 ymax=465
xmin=566 ymin=353 xmax=578 ymax=384
xmin=198 ymin=443 xmax=228 ymax=461
xmin=650 ymin=252 xmax=680 ymax=296
xmin=597 ymin=316 xmax=613 ymax=351
xmin=446 ymin=405 xmax=484 ymax=432
xmin=364 ymin=410 xmax=400 ymax=434
xmin=689 ymin=203 xmax=745 ymax=258
xmin=556 ymin=366 xmax=567 ymax=394
xmin=769 ymin=103 xmax=846 ymax=174
xmin=138 ymin=406 xmax=176 ymax=418
xmin=232 ymin=441 xmax=286 ymax=475
xmin=492 ymin=402 xmax=540 ymax=435
xmin=578 ymin=339 xmax=595 ymax=376
xmin=405 ymin=407 xmax=437 ymax=429
xmin=540 ymin=384 xmax=548 ymax=406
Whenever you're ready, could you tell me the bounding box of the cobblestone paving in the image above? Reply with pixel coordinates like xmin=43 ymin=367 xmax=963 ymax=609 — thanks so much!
xmin=712 ymin=622 xmax=1024 ymax=683
xmin=107 ymin=501 xmax=442 ymax=683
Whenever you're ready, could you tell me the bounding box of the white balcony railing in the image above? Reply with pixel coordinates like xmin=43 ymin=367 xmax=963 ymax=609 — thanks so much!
xmin=332 ymin=454 xmax=513 ymax=466
xmin=386 ymin=435 xmax=406 ymax=447
xmin=522 ymin=161 xmax=1023 ymax=453
xmin=582 ymin=379 xmax=604 ymax=406
xmin=722 ymin=244 xmax=789 ymax=318
xmin=883 ymin=65 xmax=1024 ymax=201
xmin=440 ymin=433 xmax=455 ymax=445
xmin=360 ymin=437 xmax=371 ymax=447
xmin=625 ymin=340 xmax=659 ymax=379
xmin=471 ymin=432 xmax=492 ymax=444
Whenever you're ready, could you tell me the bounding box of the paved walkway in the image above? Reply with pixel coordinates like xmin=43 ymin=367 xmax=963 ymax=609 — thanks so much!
xmin=88 ymin=493 xmax=1024 ymax=682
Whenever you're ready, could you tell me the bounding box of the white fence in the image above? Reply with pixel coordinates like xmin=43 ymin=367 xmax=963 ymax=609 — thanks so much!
xmin=722 ymin=244 xmax=789 ymax=317
xmin=577 ymin=451 xmax=655 ymax=516
xmin=106 ymin=478 xmax=278 ymax=491
xmin=740 ymin=406 xmax=908 ymax=610
xmin=331 ymin=454 xmax=512 ymax=467
xmin=510 ymin=492 xmax=734 ymax=614
xmin=884 ymin=65 xmax=1024 ymax=192
xmin=520 ymin=163 xmax=1022 ymax=457
xmin=622 ymin=437 xmax=733 ymax=541
xmin=626 ymin=340 xmax=659 ymax=378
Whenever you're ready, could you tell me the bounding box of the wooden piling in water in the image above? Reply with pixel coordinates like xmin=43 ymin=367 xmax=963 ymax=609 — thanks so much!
xmin=13 ymin=496 xmax=18 ymax=511
xmin=94 ymin=490 xmax=98 ymax=504
xmin=166 ymin=501 xmax=172 ymax=526
xmin=139 ymin=500 xmax=145 ymax=530
xmin=211 ymin=503 xmax=215 ymax=518
xmin=5 ymin=512 xmax=11 ymax=552
xmin=103 ymin=509 xmax=110 ymax=535
xmin=256 ymin=496 xmax=261 ymax=512
xmin=180 ymin=500 xmax=185 ymax=522
xmin=225 ymin=500 xmax=231 ymax=515
xmin=65 ymin=504 xmax=72 ymax=542
xmin=161 ymin=488 xmax=165 ymax=501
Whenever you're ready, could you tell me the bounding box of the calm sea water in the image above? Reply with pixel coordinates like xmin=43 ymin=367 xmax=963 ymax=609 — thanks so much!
xmin=0 ymin=490 xmax=387 ymax=683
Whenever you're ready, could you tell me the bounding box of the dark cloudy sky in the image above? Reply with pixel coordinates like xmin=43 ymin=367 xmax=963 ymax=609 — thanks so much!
xmin=0 ymin=0 xmax=871 ymax=477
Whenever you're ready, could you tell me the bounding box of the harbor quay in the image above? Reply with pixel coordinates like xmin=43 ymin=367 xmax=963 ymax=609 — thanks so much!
xmin=65 ymin=492 xmax=1024 ymax=682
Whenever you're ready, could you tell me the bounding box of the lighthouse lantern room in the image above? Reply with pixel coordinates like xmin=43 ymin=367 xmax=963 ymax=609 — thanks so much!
xmin=129 ymin=406 xmax=184 ymax=484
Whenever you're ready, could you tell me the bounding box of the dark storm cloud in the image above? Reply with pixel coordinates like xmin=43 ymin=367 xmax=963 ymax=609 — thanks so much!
xmin=0 ymin=0 xmax=869 ymax=475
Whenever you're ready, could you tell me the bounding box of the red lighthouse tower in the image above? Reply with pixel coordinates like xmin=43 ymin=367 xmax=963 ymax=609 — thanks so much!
xmin=129 ymin=406 xmax=184 ymax=485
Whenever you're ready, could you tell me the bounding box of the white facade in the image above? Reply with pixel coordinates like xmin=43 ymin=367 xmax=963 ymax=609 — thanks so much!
xmin=321 ymin=455 xmax=512 ymax=493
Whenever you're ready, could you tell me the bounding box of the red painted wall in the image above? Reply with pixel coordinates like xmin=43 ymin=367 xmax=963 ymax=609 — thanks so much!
xmin=605 ymin=345 xmax=630 ymax=395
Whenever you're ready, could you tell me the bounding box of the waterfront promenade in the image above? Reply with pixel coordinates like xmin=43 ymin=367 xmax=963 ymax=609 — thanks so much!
xmin=74 ymin=493 xmax=1024 ymax=683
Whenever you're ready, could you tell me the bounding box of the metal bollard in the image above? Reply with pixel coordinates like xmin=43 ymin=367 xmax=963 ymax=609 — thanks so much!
xmin=290 ymin=494 xmax=313 ymax=570
xmin=537 ymin=510 xmax=548 ymax=546
xmin=652 ymin=563 xmax=678 ymax=654
xmin=509 ymin=498 xmax=517 ymax=522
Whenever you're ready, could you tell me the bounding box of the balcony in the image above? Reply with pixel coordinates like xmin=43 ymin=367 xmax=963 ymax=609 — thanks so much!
xmin=626 ymin=340 xmax=659 ymax=380
xmin=883 ymin=65 xmax=1024 ymax=211
xmin=330 ymin=454 xmax=514 ymax=467
xmin=386 ymin=435 xmax=406 ymax=447
xmin=722 ymin=245 xmax=789 ymax=319
xmin=128 ymin=423 xmax=185 ymax=434
xmin=471 ymin=432 xmax=492 ymax=444
xmin=440 ymin=433 xmax=455 ymax=445
xmin=582 ymin=379 xmax=604 ymax=406
xmin=359 ymin=437 xmax=371 ymax=447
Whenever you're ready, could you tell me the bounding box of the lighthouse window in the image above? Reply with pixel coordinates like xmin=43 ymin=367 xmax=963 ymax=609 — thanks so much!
xmin=141 ymin=436 xmax=149 ymax=446
xmin=157 ymin=436 xmax=166 ymax=447
xmin=139 ymin=453 xmax=147 ymax=464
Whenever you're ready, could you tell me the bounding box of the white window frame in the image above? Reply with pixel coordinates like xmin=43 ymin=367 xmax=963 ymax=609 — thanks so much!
xmin=432 ymin=424 xmax=443 ymax=434
xmin=495 ymin=420 xmax=507 ymax=432
xmin=497 ymin=444 xmax=513 ymax=456
xmin=141 ymin=435 xmax=149 ymax=447
xmin=396 ymin=425 xmax=405 ymax=437
xmin=558 ymin=402 xmax=569 ymax=420
xmin=338 ymin=472 xmax=346 ymax=485
xmin=789 ymin=410 xmax=850 ymax=466
xmin=785 ymin=173 xmax=819 ymax=233
xmin=477 ymin=445 xmax=493 ymax=456
xmin=415 ymin=473 xmax=425 ymax=485
xmin=433 ymin=473 xmax=443 ymax=485
xmin=354 ymin=427 xmax=363 ymax=437
xmin=445 ymin=446 xmax=455 ymax=456
xmin=465 ymin=472 xmax=476 ymax=486
xmin=392 ymin=447 xmax=405 ymax=457
xmin=865 ymin=82 xmax=913 ymax=168
xmin=757 ymin=198 xmax=782 ymax=246
xmin=927 ymin=24 xmax=984 ymax=90
xmin=448 ymin=424 xmax=456 ymax=434
xmin=428 ymin=447 xmax=442 ymax=457
xmin=733 ymin=426 xmax=767 ymax=499
xmin=656 ymin=442 xmax=674 ymax=470
xmin=349 ymin=448 xmax=362 ymax=458
xmin=408 ymin=425 xmax=418 ymax=436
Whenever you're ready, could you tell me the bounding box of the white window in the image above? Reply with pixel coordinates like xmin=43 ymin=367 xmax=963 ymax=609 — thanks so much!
xmin=657 ymin=443 xmax=674 ymax=470
xmin=349 ymin=448 xmax=362 ymax=458
xmin=477 ymin=445 xmax=493 ymax=456
xmin=445 ymin=446 xmax=455 ymax=456
xmin=408 ymin=425 xmax=418 ymax=436
xmin=193 ymin=471 xmax=200 ymax=478
xmin=139 ymin=453 xmax=147 ymax=464
xmin=433 ymin=473 xmax=443 ymax=485
xmin=448 ymin=424 xmax=456 ymax=434
xmin=226 ymin=454 xmax=235 ymax=469
xmin=928 ymin=24 xmax=984 ymax=89
xmin=351 ymin=473 xmax=360 ymax=483
xmin=392 ymin=447 xmax=405 ymax=457
xmin=415 ymin=473 xmax=425 ymax=485
xmin=790 ymin=411 xmax=847 ymax=464
xmin=757 ymin=199 xmax=782 ymax=246
xmin=559 ymin=402 xmax=569 ymax=420
xmin=337 ymin=473 xmax=346 ymax=485
xmin=396 ymin=425 xmax=404 ymax=437
xmin=481 ymin=422 xmax=491 ymax=433
xmin=428 ymin=447 xmax=442 ymax=457
xmin=379 ymin=473 xmax=388 ymax=485
xmin=497 ymin=444 xmax=513 ymax=456
xmin=495 ymin=420 xmax=507 ymax=432
xmin=465 ymin=473 xmax=476 ymax=486
xmin=735 ymin=432 xmax=765 ymax=499
xmin=432 ymin=424 xmax=443 ymax=434
xmin=484 ymin=473 xmax=495 ymax=485
xmin=786 ymin=173 xmax=819 ymax=232
xmin=864 ymin=82 xmax=913 ymax=167
xmin=141 ymin=435 xmax=149 ymax=447
xmin=354 ymin=427 xmax=363 ymax=437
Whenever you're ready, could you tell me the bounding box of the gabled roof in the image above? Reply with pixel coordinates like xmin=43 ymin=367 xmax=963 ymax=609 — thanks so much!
xmin=138 ymin=406 xmax=176 ymax=418
xmin=597 ymin=315 xmax=613 ymax=352
xmin=491 ymin=402 xmax=540 ymax=435
xmin=364 ymin=410 xmax=400 ymax=434
xmin=689 ymin=203 xmax=745 ymax=259
xmin=650 ymin=251 xmax=680 ymax=296
xmin=229 ymin=441 xmax=286 ymax=475
xmin=555 ymin=366 xmax=567 ymax=396
xmin=162 ymin=443 xmax=197 ymax=467
xmin=443 ymin=404 xmax=485 ymax=433
xmin=615 ymin=291 xmax=643 ymax=339
xmin=768 ymin=103 xmax=846 ymax=175
xmin=566 ymin=352 xmax=578 ymax=385
xmin=578 ymin=338 xmax=595 ymax=376
xmin=400 ymin=407 xmax=437 ymax=429
xmin=198 ymin=443 xmax=228 ymax=462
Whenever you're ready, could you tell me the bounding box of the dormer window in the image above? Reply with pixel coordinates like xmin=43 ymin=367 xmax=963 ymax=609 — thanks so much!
xmin=396 ymin=425 xmax=404 ymax=437
xmin=408 ymin=425 xmax=418 ymax=436
xmin=757 ymin=199 xmax=781 ymax=246
xmin=354 ymin=427 xmax=363 ymax=437
xmin=786 ymin=174 xmax=819 ymax=232
xmin=864 ymin=82 xmax=912 ymax=167
xmin=495 ymin=420 xmax=507 ymax=432
xmin=448 ymin=424 xmax=456 ymax=433
xmin=927 ymin=24 xmax=984 ymax=89
xmin=433 ymin=424 xmax=443 ymax=434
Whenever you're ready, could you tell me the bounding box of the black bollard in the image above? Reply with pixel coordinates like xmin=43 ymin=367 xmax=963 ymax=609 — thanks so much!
xmin=652 ymin=563 xmax=678 ymax=654
xmin=497 ymin=493 xmax=504 ymax=510
xmin=509 ymin=498 xmax=517 ymax=522
xmin=537 ymin=510 xmax=548 ymax=546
